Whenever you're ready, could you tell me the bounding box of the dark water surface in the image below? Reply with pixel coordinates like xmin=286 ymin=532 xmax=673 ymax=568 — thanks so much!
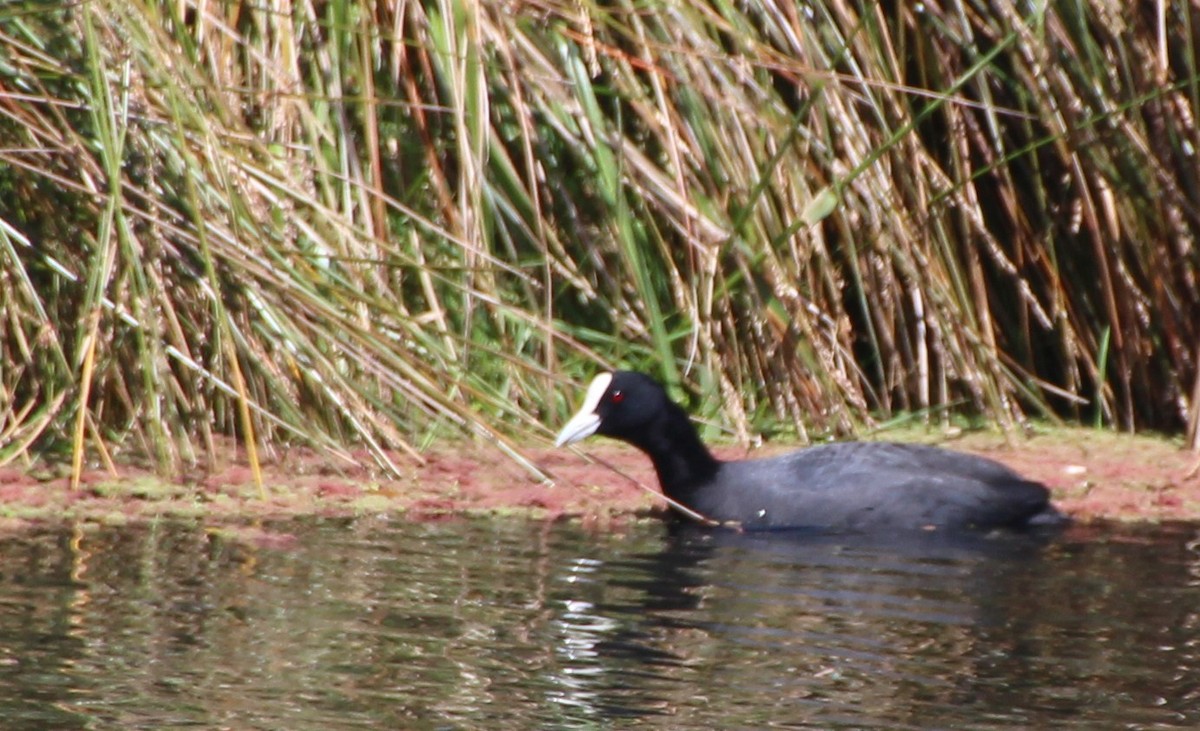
xmin=0 ymin=516 xmax=1197 ymax=729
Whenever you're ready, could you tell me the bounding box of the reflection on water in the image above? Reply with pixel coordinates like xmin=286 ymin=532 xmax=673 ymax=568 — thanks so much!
xmin=0 ymin=517 xmax=1197 ymax=729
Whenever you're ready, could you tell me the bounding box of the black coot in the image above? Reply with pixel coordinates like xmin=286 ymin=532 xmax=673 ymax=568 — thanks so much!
xmin=555 ymin=371 xmax=1064 ymax=531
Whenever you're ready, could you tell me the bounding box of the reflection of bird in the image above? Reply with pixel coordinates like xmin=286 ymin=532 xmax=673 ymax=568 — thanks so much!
xmin=556 ymin=371 xmax=1064 ymax=532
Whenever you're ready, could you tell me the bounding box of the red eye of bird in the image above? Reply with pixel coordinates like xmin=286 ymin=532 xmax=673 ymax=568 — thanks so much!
xmin=610 ymin=390 xmax=624 ymax=404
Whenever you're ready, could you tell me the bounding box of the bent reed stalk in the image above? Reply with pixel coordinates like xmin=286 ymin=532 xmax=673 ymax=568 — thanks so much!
xmin=0 ymin=0 xmax=1198 ymax=483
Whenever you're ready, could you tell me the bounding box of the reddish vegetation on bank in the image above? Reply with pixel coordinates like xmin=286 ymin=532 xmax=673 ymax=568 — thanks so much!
xmin=0 ymin=428 xmax=1197 ymax=531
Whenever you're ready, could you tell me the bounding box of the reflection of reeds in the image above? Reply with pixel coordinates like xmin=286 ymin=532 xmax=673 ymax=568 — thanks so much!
xmin=0 ymin=1 xmax=1197 ymax=480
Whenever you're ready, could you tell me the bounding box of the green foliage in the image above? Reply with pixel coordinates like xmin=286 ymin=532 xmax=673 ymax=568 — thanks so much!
xmin=1 ymin=0 xmax=1198 ymax=476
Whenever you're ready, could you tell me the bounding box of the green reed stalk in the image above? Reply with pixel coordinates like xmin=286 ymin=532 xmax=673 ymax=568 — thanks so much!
xmin=0 ymin=0 xmax=1197 ymax=480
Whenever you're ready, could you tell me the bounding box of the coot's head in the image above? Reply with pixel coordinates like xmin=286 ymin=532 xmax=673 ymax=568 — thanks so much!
xmin=555 ymin=371 xmax=669 ymax=447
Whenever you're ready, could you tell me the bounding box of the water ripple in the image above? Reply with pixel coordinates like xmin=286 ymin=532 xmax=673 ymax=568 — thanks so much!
xmin=0 ymin=518 xmax=1196 ymax=729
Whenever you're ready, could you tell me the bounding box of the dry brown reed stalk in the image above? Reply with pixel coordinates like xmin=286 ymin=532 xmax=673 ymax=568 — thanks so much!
xmin=0 ymin=0 xmax=1196 ymax=481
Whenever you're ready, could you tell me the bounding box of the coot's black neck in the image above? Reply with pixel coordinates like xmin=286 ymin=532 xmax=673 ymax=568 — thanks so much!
xmin=628 ymin=400 xmax=722 ymax=500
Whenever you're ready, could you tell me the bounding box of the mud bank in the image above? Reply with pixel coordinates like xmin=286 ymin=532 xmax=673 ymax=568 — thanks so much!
xmin=0 ymin=427 xmax=1197 ymax=532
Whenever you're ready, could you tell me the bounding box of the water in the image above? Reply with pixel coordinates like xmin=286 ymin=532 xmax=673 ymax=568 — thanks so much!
xmin=0 ymin=517 xmax=1197 ymax=729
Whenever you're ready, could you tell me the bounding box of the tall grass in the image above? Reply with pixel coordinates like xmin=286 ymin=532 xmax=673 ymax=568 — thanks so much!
xmin=0 ymin=0 xmax=1198 ymax=482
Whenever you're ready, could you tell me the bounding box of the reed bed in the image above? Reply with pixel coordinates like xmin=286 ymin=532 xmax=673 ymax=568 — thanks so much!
xmin=0 ymin=0 xmax=1197 ymax=482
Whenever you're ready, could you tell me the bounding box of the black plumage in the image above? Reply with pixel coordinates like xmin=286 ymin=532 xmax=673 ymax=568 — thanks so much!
xmin=556 ymin=371 xmax=1063 ymax=531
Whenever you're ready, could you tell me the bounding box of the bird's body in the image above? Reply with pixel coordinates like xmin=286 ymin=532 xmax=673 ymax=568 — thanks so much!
xmin=691 ymin=442 xmax=1053 ymax=530
xmin=556 ymin=371 xmax=1063 ymax=532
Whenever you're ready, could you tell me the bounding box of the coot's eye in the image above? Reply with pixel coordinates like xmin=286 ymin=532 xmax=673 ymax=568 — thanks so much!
xmin=610 ymin=390 xmax=624 ymax=404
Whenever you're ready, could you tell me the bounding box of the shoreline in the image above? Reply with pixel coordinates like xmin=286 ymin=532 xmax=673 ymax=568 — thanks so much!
xmin=1 ymin=427 xmax=1198 ymax=533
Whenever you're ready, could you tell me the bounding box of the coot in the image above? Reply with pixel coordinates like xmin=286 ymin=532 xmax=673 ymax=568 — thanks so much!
xmin=555 ymin=371 xmax=1064 ymax=531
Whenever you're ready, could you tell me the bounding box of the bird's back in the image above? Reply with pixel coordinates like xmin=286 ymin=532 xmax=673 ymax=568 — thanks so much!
xmin=688 ymin=442 xmax=1053 ymax=531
